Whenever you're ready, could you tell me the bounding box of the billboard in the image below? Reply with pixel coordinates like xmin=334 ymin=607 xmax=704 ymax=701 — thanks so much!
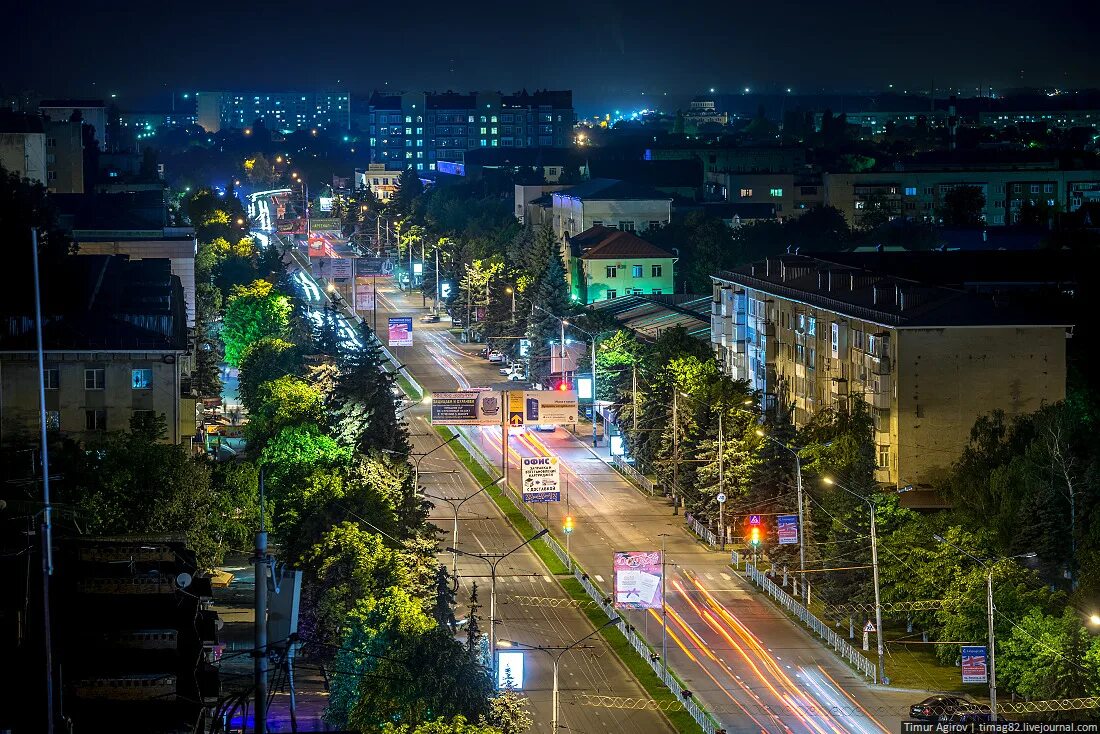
xmin=431 ymin=391 xmax=502 ymax=426
xmin=354 ymin=283 xmax=375 ymax=311
xmin=388 ymin=317 xmax=413 ymax=347
xmin=356 ymin=257 xmax=393 ymax=276
xmin=496 ymin=651 xmax=524 ymax=689
xmin=614 ymin=551 xmax=663 ymax=609
xmin=961 ymin=646 xmax=988 ymax=683
xmin=521 ymin=456 xmax=560 ymax=503
xmin=328 ymin=258 xmax=353 ymax=279
xmin=508 ymin=392 xmax=525 ymax=427
xmin=777 ymin=515 xmax=799 ymax=545
xmin=523 ymin=391 xmax=578 ymax=425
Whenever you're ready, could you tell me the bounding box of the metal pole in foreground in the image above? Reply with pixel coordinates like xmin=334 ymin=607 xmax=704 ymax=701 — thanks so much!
xmin=870 ymin=503 xmax=885 ymax=686
xmin=795 ymin=454 xmax=806 ymax=603
xmin=32 ymin=229 xmax=55 ymax=734
xmin=591 ymin=335 xmax=598 ymax=447
xmin=660 ymin=533 xmax=669 ymax=674
xmin=718 ymin=412 xmax=725 ymax=550
xmin=255 ymin=471 xmax=269 ymax=734
xmin=988 ymin=569 xmax=998 ymax=721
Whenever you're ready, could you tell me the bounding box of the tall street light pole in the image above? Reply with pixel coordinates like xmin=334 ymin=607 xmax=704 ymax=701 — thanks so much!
xmin=424 ymin=476 xmax=504 ymax=576
xmin=756 ymin=429 xmax=807 ymax=604
xmin=933 ymin=534 xmax=1036 ymax=721
xmin=448 ymin=529 xmax=549 ymax=677
xmin=499 ymin=616 xmax=621 ymax=731
xmin=822 ymin=476 xmax=884 ymax=686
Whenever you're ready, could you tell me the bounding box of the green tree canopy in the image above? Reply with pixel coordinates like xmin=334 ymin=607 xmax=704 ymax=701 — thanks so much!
xmin=221 ymin=279 xmax=291 ymax=366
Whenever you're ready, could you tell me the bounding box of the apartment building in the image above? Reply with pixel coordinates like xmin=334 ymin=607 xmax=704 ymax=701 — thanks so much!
xmin=363 ymin=89 xmax=574 ymax=174
xmin=824 ymin=168 xmax=1100 ymax=226
xmin=705 ymin=171 xmax=824 ymax=218
xmin=354 ymin=164 xmax=408 ymax=203
xmin=548 ymin=179 xmax=672 ymax=240
xmin=710 ymin=252 xmax=1071 ymax=496
xmin=978 ymin=110 xmax=1100 ymax=130
xmin=195 ymin=90 xmax=351 ymax=133
xmin=565 ymin=225 xmax=676 ymax=303
xmin=0 ymin=256 xmax=194 ymax=447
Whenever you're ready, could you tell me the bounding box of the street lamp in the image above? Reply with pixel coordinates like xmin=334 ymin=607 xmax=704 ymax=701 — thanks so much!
xmin=933 ymin=534 xmax=1036 ymax=722
xmin=756 ymin=428 xmax=808 ymax=603
xmin=822 ymin=476 xmax=885 ymax=686
xmin=448 ymin=529 xmax=550 ymax=677
xmin=499 ymin=616 xmax=622 ymax=730
xmin=504 ymin=287 xmax=516 ymax=320
xmin=380 ymin=433 xmax=459 ymax=490
xmin=424 ymin=476 xmax=504 ymax=575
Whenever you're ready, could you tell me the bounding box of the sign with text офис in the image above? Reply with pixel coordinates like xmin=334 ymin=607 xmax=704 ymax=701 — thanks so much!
xmin=961 ymin=646 xmax=988 ymax=684
xmin=521 ymin=456 xmax=560 ymax=503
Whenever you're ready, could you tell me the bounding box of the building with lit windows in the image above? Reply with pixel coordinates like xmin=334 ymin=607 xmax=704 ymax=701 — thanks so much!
xmin=704 ymin=172 xmax=824 ymax=219
xmin=363 ymin=90 xmax=574 ymax=174
xmin=565 ymin=225 xmax=676 ymax=303
xmin=195 ymin=91 xmax=351 ymax=133
xmin=354 ymin=164 xmax=407 ymax=202
xmin=978 ymin=110 xmax=1100 ymax=130
xmin=710 ymin=252 xmax=1072 ymax=501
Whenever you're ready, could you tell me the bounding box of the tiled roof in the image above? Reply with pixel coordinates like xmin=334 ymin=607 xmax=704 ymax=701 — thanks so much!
xmin=570 ymin=226 xmax=674 ymax=260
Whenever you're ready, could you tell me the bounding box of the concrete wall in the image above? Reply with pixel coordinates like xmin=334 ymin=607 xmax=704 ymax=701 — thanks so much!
xmin=0 ymin=352 xmax=184 ymax=445
xmin=45 ymin=120 xmax=84 ymax=193
xmin=581 ymin=257 xmax=675 ymax=302
xmin=0 ymin=132 xmax=47 ymax=184
xmin=551 ymin=196 xmax=670 ymax=239
xmin=895 ymin=326 xmax=1067 ymax=484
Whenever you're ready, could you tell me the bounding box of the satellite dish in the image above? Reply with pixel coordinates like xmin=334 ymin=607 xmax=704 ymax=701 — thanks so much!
xmin=215 ymin=618 xmax=225 ymax=631
xmin=175 ymin=572 xmax=193 ymax=589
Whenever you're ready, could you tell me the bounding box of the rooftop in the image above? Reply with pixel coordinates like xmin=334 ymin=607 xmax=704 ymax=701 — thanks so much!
xmin=555 ymin=178 xmax=672 ymax=202
xmin=0 ymin=256 xmax=187 ymax=351
xmin=569 ymin=225 xmax=675 ymax=260
xmin=53 ymin=191 xmax=168 ymax=233
xmin=713 ymin=251 xmax=1075 ymax=328
xmin=591 ymin=293 xmax=712 ymax=342
xmin=586 ymin=159 xmax=703 ymax=189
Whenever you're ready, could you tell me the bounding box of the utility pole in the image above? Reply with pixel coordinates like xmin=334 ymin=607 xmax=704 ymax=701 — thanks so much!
xmin=32 ymin=229 xmax=56 ymax=734
xmin=718 ymin=411 xmax=725 ymax=550
xmin=255 ymin=471 xmax=269 ymax=734
xmin=632 ymin=362 xmax=638 ymax=435
xmin=559 ymin=320 xmax=566 ymax=385
xmin=421 ymin=239 xmax=427 ymax=308
xmin=659 ymin=533 xmax=670 ymax=674
xmin=672 ymin=391 xmax=679 ymax=514
xmin=590 ymin=335 xmax=598 ymax=447
xmin=434 ymin=247 xmax=440 ymax=316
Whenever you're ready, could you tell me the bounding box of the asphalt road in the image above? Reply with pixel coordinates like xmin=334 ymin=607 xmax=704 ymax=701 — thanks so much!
xmin=275 ymin=226 xmax=676 ymax=734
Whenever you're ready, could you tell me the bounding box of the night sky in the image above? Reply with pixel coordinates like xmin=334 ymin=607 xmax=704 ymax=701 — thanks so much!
xmin=6 ymin=0 xmax=1099 ymax=114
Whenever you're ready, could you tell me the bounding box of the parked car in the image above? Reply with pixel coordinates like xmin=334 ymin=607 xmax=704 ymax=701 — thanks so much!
xmin=533 ymin=424 xmax=556 ymax=432
xmin=476 ymin=347 xmax=490 ymax=358
xmin=487 ymin=350 xmax=504 ymax=363
xmin=909 ymin=696 xmax=971 ymax=722
xmin=419 ymin=313 xmax=441 ymax=323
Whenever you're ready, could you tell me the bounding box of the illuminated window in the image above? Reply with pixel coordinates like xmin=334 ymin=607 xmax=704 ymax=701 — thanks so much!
xmin=769 ymin=188 xmax=783 ymax=197
xmin=632 ymin=265 xmax=643 ymax=278
xmin=131 ymin=369 xmax=153 ymax=390
xmin=740 ymin=188 xmax=753 ymax=197
xmin=904 ymin=187 xmax=917 ymax=196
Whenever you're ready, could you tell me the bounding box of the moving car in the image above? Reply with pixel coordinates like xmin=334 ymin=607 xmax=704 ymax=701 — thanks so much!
xmin=909 ymin=696 xmax=971 ymax=722
xmin=487 ymin=350 xmax=504 ymax=363
xmin=419 ymin=313 xmax=441 ymax=323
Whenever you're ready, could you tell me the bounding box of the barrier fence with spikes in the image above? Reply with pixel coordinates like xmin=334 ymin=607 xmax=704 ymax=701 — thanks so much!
xmin=509 ymin=595 xmax=602 ymax=610
xmin=823 ymin=600 xmax=945 ymax=616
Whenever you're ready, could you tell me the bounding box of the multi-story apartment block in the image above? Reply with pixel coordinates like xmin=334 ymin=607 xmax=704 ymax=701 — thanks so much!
xmin=565 ymin=225 xmax=676 ymax=303
xmin=548 ymin=179 xmax=672 ymax=240
xmin=44 ymin=119 xmax=85 ymax=193
xmin=39 ymin=99 xmax=108 ymax=149
xmin=978 ymin=110 xmax=1100 ymax=130
xmin=363 ymin=90 xmax=574 ymax=174
xmin=824 ymin=168 xmax=1100 ymax=226
xmin=0 ymin=256 xmax=194 ymax=447
xmin=195 ymin=91 xmax=351 ymax=133
xmin=705 ymin=172 xmax=824 ymax=218
xmin=0 ymin=112 xmax=46 ymax=184
xmin=645 ymin=145 xmax=807 ymax=175
xmin=711 ymin=252 xmax=1071 ymax=497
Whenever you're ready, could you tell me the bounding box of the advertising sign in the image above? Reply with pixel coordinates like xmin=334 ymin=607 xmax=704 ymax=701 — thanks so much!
xmin=508 ymin=392 xmax=525 ymax=427
xmin=431 ymin=391 xmax=502 ymax=426
xmin=356 ymin=257 xmax=393 ymax=276
xmin=522 ymin=391 xmax=578 ymax=425
xmin=521 ymin=456 xmax=560 ymax=503
xmin=355 ymin=279 xmax=375 ymax=311
xmin=496 ymin=651 xmax=524 ymax=689
xmin=388 ymin=317 xmax=413 ymax=347
xmin=440 ymin=281 xmax=453 ymax=300
xmin=613 ymin=551 xmax=663 ymax=610
xmin=777 ymin=515 xmax=799 ymax=545
xmin=318 ymin=196 xmax=333 ymax=212
xmin=309 ymin=217 xmax=340 ymax=230
xmin=961 ymin=646 xmax=988 ymax=684
xmin=328 ymin=258 xmax=353 ymax=279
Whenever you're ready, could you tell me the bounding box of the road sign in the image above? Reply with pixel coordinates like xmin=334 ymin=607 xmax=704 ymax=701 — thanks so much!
xmin=521 ymin=456 xmax=560 ymax=503
xmin=961 ymin=646 xmax=988 ymax=684
xmin=508 ymin=392 xmax=525 ymax=426
xmin=864 ymin=621 xmax=876 ymax=632
xmin=328 ymin=258 xmax=353 ymax=279
xmin=749 ymin=514 xmax=761 ymax=525
xmin=716 ymin=493 xmax=727 ymax=504
xmin=777 ymin=515 xmax=799 ymax=545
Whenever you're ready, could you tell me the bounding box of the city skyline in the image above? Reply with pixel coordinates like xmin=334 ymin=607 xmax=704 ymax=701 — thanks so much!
xmin=6 ymin=0 xmax=1098 ymax=114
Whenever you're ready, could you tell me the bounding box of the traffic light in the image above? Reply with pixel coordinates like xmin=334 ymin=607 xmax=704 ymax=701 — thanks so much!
xmin=556 ymin=381 xmax=572 ymax=392
xmin=564 ymin=516 xmax=574 ymax=534
xmin=749 ymin=526 xmax=761 ymax=547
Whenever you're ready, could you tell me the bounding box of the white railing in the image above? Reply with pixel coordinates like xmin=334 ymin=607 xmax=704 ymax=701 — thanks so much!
xmin=743 ymin=563 xmax=876 ymax=681
xmin=685 ymin=512 xmax=718 ymax=548
xmin=610 ymin=456 xmax=661 ymax=496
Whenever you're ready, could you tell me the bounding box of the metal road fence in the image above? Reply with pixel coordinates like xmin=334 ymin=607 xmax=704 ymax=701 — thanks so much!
xmin=685 ymin=512 xmax=718 ymax=548
xmin=743 ymin=563 xmax=876 ymax=681
xmin=610 ymin=456 xmax=662 ymax=496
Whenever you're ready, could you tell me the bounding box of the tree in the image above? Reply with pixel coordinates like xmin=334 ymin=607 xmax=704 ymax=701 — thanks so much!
xmin=245 ymin=375 xmax=324 ymax=444
xmin=432 ymin=565 xmax=458 ymax=631
xmin=257 ymin=423 xmax=351 ymax=498
xmin=381 ymin=717 xmax=503 ymax=734
xmin=393 ymin=168 xmax=425 ymax=216
xmin=221 ymin=279 xmax=291 ymax=366
xmin=999 ymin=608 xmax=1100 ymax=699
xmin=485 ymin=691 xmax=532 ymax=734
xmin=524 ymin=245 xmax=570 ymax=386
xmin=329 ymin=324 xmax=410 ymax=455
xmin=941 ymin=185 xmax=986 ymax=227
xmin=0 ymin=163 xmax=75 ymax=276
xmin=238 ymin=337 xmax=303 ymax=412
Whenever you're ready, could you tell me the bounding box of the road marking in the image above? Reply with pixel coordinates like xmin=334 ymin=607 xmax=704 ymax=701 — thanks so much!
xmin=594 ymin=574 xmax=605 ymax=583
xmin=543 ymin=575 xmax=552 ymax=583
xmin=705 ymin=573 xmax=715 ymax=580
xmin=720 ymin=573 xmax=731 ymax=581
